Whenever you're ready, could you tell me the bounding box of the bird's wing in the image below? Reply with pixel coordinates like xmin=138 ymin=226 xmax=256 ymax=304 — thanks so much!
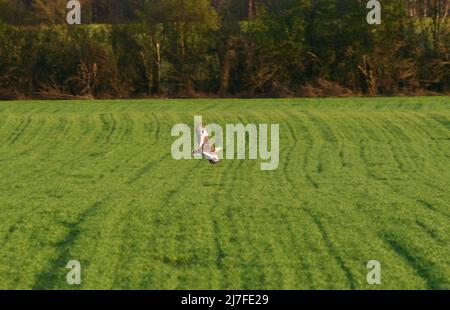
xmin=195 ymin=127 xmax=209 ymax=148
xmin=203 ymin=151 xmax=220 ymax=162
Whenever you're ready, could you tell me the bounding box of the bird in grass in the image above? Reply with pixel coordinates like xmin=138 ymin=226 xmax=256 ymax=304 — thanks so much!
xmin=192 ymin=124 xmax=222 ymax=165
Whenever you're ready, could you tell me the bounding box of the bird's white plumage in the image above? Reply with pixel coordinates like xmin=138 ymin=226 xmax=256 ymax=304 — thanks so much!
xmin=193 ymin=125 xmax=221 ymax=164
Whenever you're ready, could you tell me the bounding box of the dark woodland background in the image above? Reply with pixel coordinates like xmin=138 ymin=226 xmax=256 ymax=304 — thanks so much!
xmin=0 ymin=0 xmax=448 ymax=99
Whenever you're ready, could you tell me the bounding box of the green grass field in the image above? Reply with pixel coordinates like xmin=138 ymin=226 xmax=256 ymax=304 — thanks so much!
xmin=0 ymin=97 xmax=449 ymax=290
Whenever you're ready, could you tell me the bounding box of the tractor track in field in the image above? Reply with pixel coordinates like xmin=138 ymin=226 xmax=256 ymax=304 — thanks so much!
xmin=357 ymin=130 xmax=382 ymax=180
xmin=415 ymin=219 xmax=445 ymax=244
xmin=409 ymin=113 xmax=448 ymax=155
xmin=391 ymin=116 xmax=427 ymax=170
xmin=0 ymin=114 xmax=10 ymax=134
xmin=362 ymin=116 xmax=450 ymax=219
xmin=8 ymin=116 xmax=32 ymax=144
xmin=152 ymin=113 xmax=161 ymax=141
xmin=300 ymin=116 xmax=320 ymax=189
xmin=144 ymin=162 xmax=203 ymax=274
xmin=32 ymin=197 xmax=111 ymax=289
xmin=210 ymin=161 xmax=237 ymax=270
xmin=112 ymin=198 xmax=158 ymax=289
xmin=303 ymin=112 xmax=447 ymax=289
xmin=305 ymin=112 xmax=343 ymax=177
xmin=416 ymin=199 xmax=450 ymax=220
xmin=375 ymin=118 xmax=412 ymax=173
xmin=380 ymin=117 xmax=447 ymax=191
xmin=282 ymin=116 xmax=357 ymax=289
xmin=99 ymin=113 xmax=117 ymax=144
xmin=282 ymin=120 xmax=299 ymax=187
xmin=279 ymin=119 xmax=316 ymax=287
xmin=0 ymin=117 xmax=65 ymax=174
xmin=360 ymin=116 xmax=448 ymax=287
xmin=322 ymin=115 xmax=443 ymax=287
xmin=429 ymin=114 xmax=450 ymax=131
xmin=305 ymin=112 xmax=338 ymax=143
xmin=219 ymin=112 xmax=251 ymax=269
xmin=346 ymin=114 xmax=450 ymax=288
xmin=354 ymin=115 xmax=430 ymax=197
xmin=379 ymin=233 xmax=448 ymax=289
xmin=301 ymin=206 xmax=357 ymax=289
xmin=399 ymin=114 xmax=447 ymax=164
xmin=212 ymin=160 xmax=244 ymax=274
xmin=0 ymin=117 xmax=47 ymax=151
xmin=212 ymin=112 xmax=264 ymax=286
xmin=109 ymin=144 xmax=155 ymax=173
xmin=119 ymin=113 xmax=134 ymax=143
xmin=3 ymin=116 xmax=26 ymax=144
xmin=125 ymin=152 xmax=168 ymax=185
xmin=0 ymin=218 xmax=24 ymax=249
xmin=111 ymin=113 xmax=162 ymax=174
xmin=302 ymin=114 xmax=357 ymax=289
xmin=380 ymin=118 xmax=434 ymax=175
xmin=57 ymin=116 xmax=71 ymax=137
xmin=80 ymin=114 xmax=95 ymax=137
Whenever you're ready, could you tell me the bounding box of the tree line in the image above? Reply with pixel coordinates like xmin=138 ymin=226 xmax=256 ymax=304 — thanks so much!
xmin=0 ymin=0 xmax=448 ymax=99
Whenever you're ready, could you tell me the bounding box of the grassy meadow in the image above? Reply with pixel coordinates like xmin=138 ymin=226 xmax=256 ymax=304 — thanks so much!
xmin=0 ymin=97 xmax=449 ymax=289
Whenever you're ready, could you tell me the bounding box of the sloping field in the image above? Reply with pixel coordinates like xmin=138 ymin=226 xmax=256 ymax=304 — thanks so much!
xmin=0 ymin=97 xmax=448 ymax=289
